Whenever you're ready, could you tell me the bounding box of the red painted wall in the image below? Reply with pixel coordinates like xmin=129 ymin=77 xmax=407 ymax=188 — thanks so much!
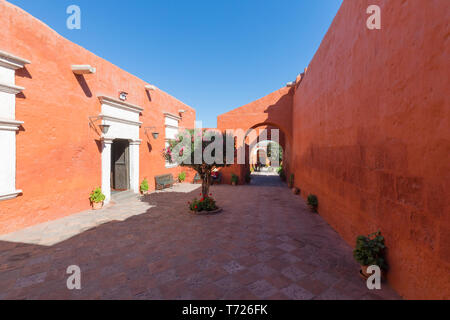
xmin=291 ymin=0 xmax=449 ymax=299
xmin=0 ymin=1 xmax=195 ymax=234
xmin=217 ymin=88 xmax=294 ymax=181
xmin=217 ymin=0 xmax=449 ymax=299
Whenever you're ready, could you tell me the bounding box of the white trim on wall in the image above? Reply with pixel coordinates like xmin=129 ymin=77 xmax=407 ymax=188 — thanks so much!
xmin=0 ymin=49 xmax=29 ymax=201
xmin=98 ymin=95 xmax=142 ymax=202
xmin=0 ymin=82 xmax=24 ymax=94
xmin=164 ymin=113 xmax=180 ymax=168
xmin=0 ymin=50 xmax=30 ymax=70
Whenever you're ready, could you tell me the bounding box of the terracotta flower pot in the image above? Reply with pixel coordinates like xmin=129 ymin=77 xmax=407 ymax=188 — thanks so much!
xmin=141 ymin=190 xmax=149 ymax=195
xmin=292 ymin=188 xmax=300 ymax=195
xmin=360 ymin=265 xmax=385 ymax=280
xmin=92 ymin=201 xmax=103 ymax=210
xmin=232 ymin=182 xmax=237 ymax=186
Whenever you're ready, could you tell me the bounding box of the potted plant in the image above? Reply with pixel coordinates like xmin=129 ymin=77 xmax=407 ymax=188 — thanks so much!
xmin=353 ymin=231 xmax=388 ymax=279
xmin=231 ymin=174 xmax=239 ymax=186
xmin=140 ymin=178 xmax=149 ymax=195
xmin=245 ymin=171 xmax=252 ymax=184
xmin=277 ymin=166 xmax=286 ymax=181
xmin=178 ymin=171 xmax=186 ymax=183
xmin=89 ymin=187 xmax=105 ymax=210
xmin=307 ymin=194 xmax=318 ymax=212
xmin=189 ymin=194 xmax=222 ymax=215
xmin=288 ymin=174 xmax=294 ymax=188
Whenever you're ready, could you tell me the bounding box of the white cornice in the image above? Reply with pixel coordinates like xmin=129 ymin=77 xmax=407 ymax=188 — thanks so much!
xmin=0 ymin=50 xmax=30 ymax=70
xmin=129 ymin=139 xmax=142 ymax=145
xmin=99 ymin=114 xmax=143 ymax=127
xmin=163 ymin=112 xmax=181 ymax=121
xmin=98 ymin=95 xmax=143 ymax=113
xmin=145 ymin=84 xmax=157 ymax=91
xmin=71 ymin=65 xmax=96 ymax=75
xmin=0 ymin=190 xmax=23 ymax=201
xmin=0 ymin=118 xmax=24 ymax=131
xmin=0 ymin=82 xmax=25 ymax=94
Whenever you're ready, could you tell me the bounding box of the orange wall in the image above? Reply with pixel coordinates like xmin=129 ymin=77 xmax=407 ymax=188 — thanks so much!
xmin=217 ymin=88 xmax=293 ymax=181
xmin=217 ymin=87 xmax=293 ymax=137
xmin=291 ymin=0 xmax=449 ymax=299
xmin=217 ymin=0 xmax=449 ymax=299
xmin=0 ymin=1 xmax=195 ymax=234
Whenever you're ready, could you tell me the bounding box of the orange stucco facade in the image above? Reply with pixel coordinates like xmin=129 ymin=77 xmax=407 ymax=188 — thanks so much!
xmin=219 ymin=0 xmax=449 ymax=299
xmin=0 ymin=1 xmax=195 ymax=234
xmin=0 ymin=0 xmax=448 ymax=300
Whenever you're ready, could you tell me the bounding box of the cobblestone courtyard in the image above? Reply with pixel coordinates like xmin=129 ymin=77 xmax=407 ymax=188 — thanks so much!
xmin=0 ymin=174 xmax=400 ymax=300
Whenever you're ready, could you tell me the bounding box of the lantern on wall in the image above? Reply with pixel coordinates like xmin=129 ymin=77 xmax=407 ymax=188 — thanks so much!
xmin=145 ymin=127 xmax=159 ymax=140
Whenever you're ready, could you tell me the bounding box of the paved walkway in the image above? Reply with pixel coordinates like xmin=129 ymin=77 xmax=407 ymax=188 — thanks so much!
xmin=0 ymin=175 xmax=400 ymax=300
xmin=0 ymin=184 xmax=200 ymax=246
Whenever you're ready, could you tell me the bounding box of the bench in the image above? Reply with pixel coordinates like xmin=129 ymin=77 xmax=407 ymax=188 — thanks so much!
xmin=155 ymin=174 xmax=174 ymax=190
xmin=211 ymin=172 xmax=222 ymax=185
xmin=193 ymin=172 xmax=222 ymax=185
xmin=193 ymin=173 xmax=202 ymax=184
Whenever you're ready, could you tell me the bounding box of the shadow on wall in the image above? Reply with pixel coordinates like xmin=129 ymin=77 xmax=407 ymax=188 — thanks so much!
xmin=74 ymin=74 xmax=92 ymax=97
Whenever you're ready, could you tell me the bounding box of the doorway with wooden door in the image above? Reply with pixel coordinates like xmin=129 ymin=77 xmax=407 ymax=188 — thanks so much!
xmin=111 ymin=139 xmax=130 ymax=191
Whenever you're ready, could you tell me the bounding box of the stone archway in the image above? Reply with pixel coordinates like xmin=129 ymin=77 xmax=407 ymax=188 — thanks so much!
xmin=217 ymin=87 xmax=294 ymax=184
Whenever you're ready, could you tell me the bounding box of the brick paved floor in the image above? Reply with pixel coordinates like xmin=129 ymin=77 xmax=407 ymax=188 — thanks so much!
xmin=0 ymin=174 xmax=400 ymax=300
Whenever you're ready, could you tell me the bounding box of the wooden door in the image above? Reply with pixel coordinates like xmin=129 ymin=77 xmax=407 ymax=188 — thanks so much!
xmin=111 ymin=140 xmax=129 ymax=191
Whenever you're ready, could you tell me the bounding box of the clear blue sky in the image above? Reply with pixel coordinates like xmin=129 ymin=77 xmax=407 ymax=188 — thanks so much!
xmin=9 ymin=0 xmax=342 ymax=128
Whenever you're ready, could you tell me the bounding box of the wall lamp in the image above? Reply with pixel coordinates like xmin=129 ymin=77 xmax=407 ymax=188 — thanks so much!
xmin=89 ymin=116 xmax=111 ymax=134
xmin=119 ymin=91 xmax=128 ymax=101
xmin=98 ymin=124 xmax=111 ymax=134
xmin=144 ymin=126 xmax=160 ymax=140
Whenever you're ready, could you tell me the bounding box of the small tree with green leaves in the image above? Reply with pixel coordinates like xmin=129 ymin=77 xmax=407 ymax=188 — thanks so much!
xmin=163 ymin=129 xmax=234 ymax=197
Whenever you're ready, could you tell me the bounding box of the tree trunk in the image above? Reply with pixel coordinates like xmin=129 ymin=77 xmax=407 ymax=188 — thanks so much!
xmin=201 ymin=169 xmax=211 ymax=196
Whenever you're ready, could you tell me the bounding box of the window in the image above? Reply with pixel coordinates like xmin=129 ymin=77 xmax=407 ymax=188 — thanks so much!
xmin=0 ymin=50 xmax=30 ymax=201
xmin=164 ymin=112 xmax=181 ymax=168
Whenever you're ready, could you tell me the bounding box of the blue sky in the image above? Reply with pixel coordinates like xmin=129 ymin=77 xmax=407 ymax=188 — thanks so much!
xmin=9 ymin=0 xmax=342 ymax=128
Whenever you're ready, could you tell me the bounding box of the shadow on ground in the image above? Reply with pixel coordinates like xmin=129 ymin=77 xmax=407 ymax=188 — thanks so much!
xmin=0 ymin=176 xmax=400 ymax=300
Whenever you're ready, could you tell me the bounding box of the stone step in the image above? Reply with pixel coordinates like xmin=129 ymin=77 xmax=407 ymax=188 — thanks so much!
xmin=111 ymin=190 xmax=140 ymax=202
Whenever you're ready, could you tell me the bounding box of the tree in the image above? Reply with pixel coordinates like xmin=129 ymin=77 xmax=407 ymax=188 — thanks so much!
xmin=163 ymin=129 xmax=234 ymax=196
xmin=267 ymin=142 xmax=283 ymax=166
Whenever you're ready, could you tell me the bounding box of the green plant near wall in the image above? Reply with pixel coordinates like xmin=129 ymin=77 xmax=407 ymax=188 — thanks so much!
xmin=231 ymin=174 xmax=239 ymax=184
xmin=307 ymin=194 xmax=318 ymax=212
xmin=245 ymin=171 xmax=252 ymax=183
xmin=89 ymin=187 xmax=106 ymax=204
xmin=353 ymin=231 xmax=388 ymax=270
xmin=140 ymin=178 xmax=149 ymax=192
xmin=178 ymin=171 xmax=186 ymax=182
xmin=289 ymin=174 xmax=294 ymax=187
xmin=277 ymin=166 xmax=286 ymax=181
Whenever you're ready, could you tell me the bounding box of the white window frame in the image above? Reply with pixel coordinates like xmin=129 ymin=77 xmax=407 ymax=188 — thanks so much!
xmin=0 ymin=50 xmax=30 ymax=201
xmin=164 ymin=112 xmax=181 ymax=168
